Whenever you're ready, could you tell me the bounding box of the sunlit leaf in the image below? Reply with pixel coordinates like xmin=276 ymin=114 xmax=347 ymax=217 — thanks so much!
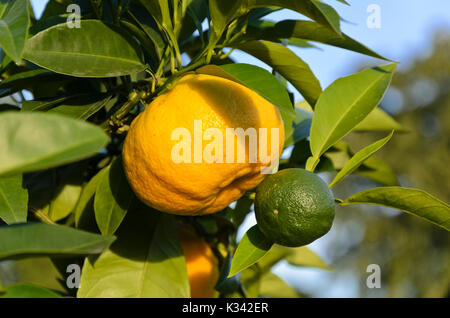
xmin=307 ymin=63 xmax=396 ymax=171
xmin=229 ymin=225 xmax=273 ymax=277
xmin=23 ymin=20 xmax=146 ymax=77
xmin=340 ymin=187 xmax=450 ymax=231
xmin=232 ymin=40 xmax=322 ymax=106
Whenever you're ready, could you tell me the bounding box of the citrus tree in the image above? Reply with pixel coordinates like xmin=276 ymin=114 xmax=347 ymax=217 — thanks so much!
xmin=0 ymin=0 xmax=448 ymax=298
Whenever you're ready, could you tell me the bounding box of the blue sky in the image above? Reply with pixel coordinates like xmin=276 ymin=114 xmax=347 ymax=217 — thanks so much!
xmin=30 ymin=0 xmax=450 ymax=297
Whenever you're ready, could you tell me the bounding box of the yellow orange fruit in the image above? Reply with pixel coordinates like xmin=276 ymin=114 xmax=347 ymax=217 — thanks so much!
xmin=180 ymin=229 xmax=219 ymax=298
xmin=123 ymin=73 xmax=284 ymax=215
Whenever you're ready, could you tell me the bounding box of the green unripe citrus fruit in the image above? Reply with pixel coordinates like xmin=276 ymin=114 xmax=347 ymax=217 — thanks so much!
xmin=254 ymin=168 xmax=335 ymax=247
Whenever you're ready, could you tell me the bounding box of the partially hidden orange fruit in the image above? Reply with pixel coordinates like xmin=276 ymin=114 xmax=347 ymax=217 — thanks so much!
xmin=123 ymin=73 xmax=284 ymax=215
xmin=180 ymin=229 xmax=219 ymax=298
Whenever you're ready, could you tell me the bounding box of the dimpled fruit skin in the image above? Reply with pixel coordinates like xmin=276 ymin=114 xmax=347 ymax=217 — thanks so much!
xmin=180 ymin=230 xmax=219 ymax=298
xmin=254 ymin=168 xmax=335 ymax=247
xmin=123 ymin=73 xmax=284 ymax=215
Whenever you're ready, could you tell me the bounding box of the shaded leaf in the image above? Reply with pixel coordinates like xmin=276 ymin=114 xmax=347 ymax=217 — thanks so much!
xmin=94 ymin=157 xmax=134 ymax=236
xmin=78 ymin=207 xmax=189 ymax=298
xmin=0 ymin=222 xmax=115 ymax=261
xmin=0 ymin=112 xmax=109 ymax=176
xmin=340 ymin=187 xmax=450 ymax=231
xmin=0 ymin=0 xmax=30 ymax=63
xmin=0 ymin=174 xmax=28 ymax=224
xmin=0 ymin=283 xmax=61 ymax=298
xmin=42 ymin=183 xmax=82 ymax=222
xmin=74 ymin=168 xmax=107 ymax=230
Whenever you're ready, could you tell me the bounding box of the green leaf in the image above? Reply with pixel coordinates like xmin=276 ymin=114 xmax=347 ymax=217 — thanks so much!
xmin=357 ymin=156 xmax=399 ymax=186
xmin=74 ymin=168 xmax=107 ymax=230
xmin=42 ymin=183 xmax=82 ymax=222
xmin=329 ymin=131 xmax=393 ymax=188
xmin=139 ymin=0 xmax=173 ymax=33
xmin=0 ymin=0 xmax=30 ymax=63
xmin=232 ymin=40 xmax=322 ymax=106
xmin=229 ymin=225 xmax=273 ymax=277
xmin=197 ymin=63 xmax=295 ymax=138
xmin=0 ymin=174 xmax=28 ymax=224
xmin=208 ymin=0 xmax=247 ymax=39
xmin=282 ymin=246 xmax=331 ymax=270
xmin=0 ymin=222 xmax=115 ymax=261
xmin=94 ymin=157 xmax=134 ymax=236
xmin=0 ymin=112 xmax=109 ymax=176
xmin=245 ymin=20 xmax=386 ymax=60
xmin=354 ymin=107 xmax=406 ymax=132
xmin=259 ymin=272 xmax=300 ymax=298
xmin=307 ymin=63 xmax=397 ymax=171
xmin=0 ymin=283 xmax=61 ymax=298
xmin=48 ymin=95 xmax=115 ymax=120
xmin=340 ymin=187 xmax=450 ymax=231
xmin=78 ymin=208 xmax=189 ymax=298
xmin=0 ymin=69 xmax=53 ymax=89
xmin=23 ymin=20 xmax=146 ymax=77
xmin=248 ymin=0 xmax=341 ymax=34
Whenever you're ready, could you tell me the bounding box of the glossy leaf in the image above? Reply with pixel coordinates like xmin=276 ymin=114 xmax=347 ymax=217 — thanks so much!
xmin=94 ymin=158 xmax=134 ymax=236
xmin=0 ymin=112 xmax=109 ymax=176
xmin=248 ymin=0 xmax=341 ymax=34
xmin=229 ymin=225 xmax=273 ymax=277
xmin=233 ymin=40 xmax=322 ymax=106
xmin=78 ymin=208 xmax=189 ymax=298
xmin=0 ymin=174 xmax=28 ymax=224
xmin=329 ymin=131 xmax=393 ymax=188
xmin=340 ymin=187 xmax=450 ymax=231
xmin=23 ymin=20 xmax=146 ymax=77
xmin=0 ymin=283 xmax=61 ymax=298
xmin=0 ymin=0 xmax=30 ymax=63
xmin=0 ymin=222 xmax=115 ymax=261
xmin=245 ymin=20 xmax=386 ymax=60
xmin=307 ymin=63 xmax=396 ymax=171
xmin=197 ymin=63 xmax=295 ymax=137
